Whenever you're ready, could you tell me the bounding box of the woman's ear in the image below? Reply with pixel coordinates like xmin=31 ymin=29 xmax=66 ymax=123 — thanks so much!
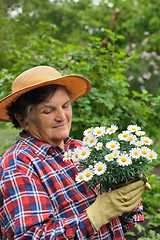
xmin=14 ymin=114 xmax=29 ymax=130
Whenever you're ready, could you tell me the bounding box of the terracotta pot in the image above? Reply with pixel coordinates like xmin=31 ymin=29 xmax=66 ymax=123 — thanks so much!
xmin=114 ymin=179 xmax=136 ymax=189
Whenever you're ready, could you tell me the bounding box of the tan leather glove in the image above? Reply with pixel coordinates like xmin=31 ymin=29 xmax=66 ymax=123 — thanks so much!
xmin=86 ymin=180 xmax=148 ymax=230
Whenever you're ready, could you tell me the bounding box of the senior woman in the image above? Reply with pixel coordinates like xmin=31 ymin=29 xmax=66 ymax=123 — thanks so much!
xmin=0 ymin=66 xmax=147 ymax=240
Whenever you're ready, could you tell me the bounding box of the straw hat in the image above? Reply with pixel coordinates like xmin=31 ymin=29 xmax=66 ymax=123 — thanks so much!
xmin=0 ymin=65 xmax=91 ymax=122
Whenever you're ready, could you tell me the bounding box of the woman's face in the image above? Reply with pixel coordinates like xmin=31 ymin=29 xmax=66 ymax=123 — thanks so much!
xmin=22 ymin=86 xmax=72 ymax=149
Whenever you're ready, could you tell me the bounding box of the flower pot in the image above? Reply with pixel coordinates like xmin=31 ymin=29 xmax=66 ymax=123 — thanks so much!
xmin=113 ymin=179 xmax=136 ymax=189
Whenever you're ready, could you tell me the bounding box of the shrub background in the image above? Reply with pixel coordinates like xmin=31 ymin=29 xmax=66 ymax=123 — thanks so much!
xmin=0 ymin=0 xmax=160 ymax=238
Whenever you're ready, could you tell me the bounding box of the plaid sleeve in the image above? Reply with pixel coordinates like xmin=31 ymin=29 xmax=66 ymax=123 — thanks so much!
xmin=0 ymin=164 xmax=95 ymax=239
xmin=119 ymin=202 xmax=144 ymax=233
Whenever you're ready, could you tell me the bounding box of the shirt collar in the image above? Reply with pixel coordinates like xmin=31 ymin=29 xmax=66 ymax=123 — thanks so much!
xmin=19 ymin=130 xmax=73 ymax=157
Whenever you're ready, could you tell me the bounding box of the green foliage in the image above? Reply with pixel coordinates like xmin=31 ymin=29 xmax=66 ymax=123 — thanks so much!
xmin=125 ymin=172 xmax=160 ymax=239
xmin=66 ymin=36 xmax=160 ymax=142
xmin=142 ymin=173 xmax=160 ymax=227
xmin=0 ymin=24 xmax=159 ymax=146
xmin=0 ymin=1 xmax=160 ymax=238
xmin=138 ymin=230 xmax=160 ymax=240
xmin=1 ymin=0 xmax=160 ymax=47
xmin=0 ymin=126 xmax=19 ymax=155
xmin=127 ymin=227 xmax=160 ymax=240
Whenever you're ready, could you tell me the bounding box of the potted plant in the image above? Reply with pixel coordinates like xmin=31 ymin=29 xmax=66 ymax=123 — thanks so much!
xmin=64 ymin=124 xmax=156 ymax=193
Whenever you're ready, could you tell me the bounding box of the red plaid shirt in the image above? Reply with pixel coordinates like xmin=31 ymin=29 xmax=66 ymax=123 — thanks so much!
xmin=0 ymin=131 xmax=144 ymax=239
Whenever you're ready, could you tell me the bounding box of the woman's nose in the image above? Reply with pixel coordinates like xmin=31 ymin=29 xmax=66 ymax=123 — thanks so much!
xmin=55 ymin=109 xmax=66 ymax=122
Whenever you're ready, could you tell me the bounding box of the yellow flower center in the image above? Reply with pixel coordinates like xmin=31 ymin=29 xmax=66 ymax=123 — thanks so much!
xmin=110 ymin=128 xmax=114 ymax=132
xmin=149 ymin=154 xmax=153 ymax=158
xmin=98 ymin=166 xmax=103 ymax=171
xmin=86 ymin=172 xmax=91 ymax=178
xmin=132 ymin=127 xmax=137 ymax=131
xmin=66 ymin=154 xmax=70 ymax=158
xmin=144 ymin=140 xmax=149 ymax=143
xmin=137 ymin=143 xmax=142 ymax=146
xmin=134 ymin=152 xmax=138 ymax=156
xmin=121 ymin=158 xmax=127 ymax=162
xmin=139 ymin=133 xmax=142 ymax=135
xmin=75 ymin=153 xmax=79 ymax=158
xmin=142 ymin=150 xmax=147 ymax=155
xmin=123 ymin=134 xmax=128 ymax=138
xmin=108 ymin=157 xmax=112 ymax=160
xmin=129 ymin=137 xmax=134 ymax=141
xmin=88 ymin=130 xmax=92 ymax=133
xmin=111 ymin=144 xmax=116 ymax=148
xmin=90 ymin=139 xmax=95 ymax=143
xmin=98 ymin=146 xmax=102 ymax=149
xmin=79 ymin=176 xmax=82 ymax=180
xmin=97 ymin=130 xmax=102 ymax=134
xmin=82 ymin=151 xmax=86 ymax=156
xmin=114 ymin=153 xmax=117 ymax=156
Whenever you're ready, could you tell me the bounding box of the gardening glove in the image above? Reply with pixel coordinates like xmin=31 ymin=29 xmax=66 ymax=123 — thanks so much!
xmin=86 ymin=180 xmax=147 ymax=230
xmin=137 ymin=175 xmax=151 ymax=190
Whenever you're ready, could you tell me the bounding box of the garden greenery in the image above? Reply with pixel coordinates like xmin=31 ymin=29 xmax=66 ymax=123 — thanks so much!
xmin=0 ymin=27 xmax=159 ymax=156
xmin=0 ymin=16 xmax=159 ymax=239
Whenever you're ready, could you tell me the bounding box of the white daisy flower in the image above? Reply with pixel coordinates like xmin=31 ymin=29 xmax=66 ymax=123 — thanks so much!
xmin=117 ymin=154 xmax=132 ymax=166
xmin=83 ymin=127 xmax=93 ymax=136
xmin=63 ymin=150 xmax=72 ymax=161
xmin=83 ymin=136 xmax=89 ymax=144
xmin=105 ymin=154 xmax=114 ymax=162
xmin=112 ymin=150 xmax=120 ymax=158
xmin=130 ymin=148 xmax=141 ymax=159
xmin=93 ymin=127 xmax=106 ymax=137
xmin=75 ymin=172 xmax=83 ymax=182
xmin=128 ymin=134 xmax=137 ymax=144
xmin=134 ymin=140 xmax=144 ymax=147
xmin=78 ymin=147 xmax=91 ymax=160
xmin=95 ymin=142 xmax=103 ymax=150
xmin=141 ymin=137 xmax=153 ymax=146
xmin=106 ymin=125 xmax=118 ymax=135
xmin=140 ymin=147 xmax=151 ymax=158
xmin=82 ymin=168 xmax=93 ymax=181
xmin=86 ymin=135 xmax=98 ymax=147
xmin=135 ymin=130 xmax=146 ymax=136
xmin=93 ymin=162 xmax=107 ymax=176
xmin=118 ymin=131 xmax=130 ymax=141
xmin=148 ymin=150 xmax=157 ymax=160
xmin=106 ymin=140 xmax=120 ymax=151
xmin=71 ymin=148 xmax=81 ymax=162
xmin=127 ymin=124 xmax=141 ymax=132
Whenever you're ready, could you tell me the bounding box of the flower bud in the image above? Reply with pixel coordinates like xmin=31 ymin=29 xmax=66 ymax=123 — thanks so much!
xmin=89 ymin=165 xmax=93 ymax=169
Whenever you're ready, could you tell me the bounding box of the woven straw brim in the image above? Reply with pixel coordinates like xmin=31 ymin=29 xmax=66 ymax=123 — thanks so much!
xmin=0 ymin=74 xmax=91 ymax=122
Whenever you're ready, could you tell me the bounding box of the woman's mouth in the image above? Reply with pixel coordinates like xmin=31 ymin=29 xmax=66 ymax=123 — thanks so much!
xmin=54 ymin=123 xmax=66 ymax=128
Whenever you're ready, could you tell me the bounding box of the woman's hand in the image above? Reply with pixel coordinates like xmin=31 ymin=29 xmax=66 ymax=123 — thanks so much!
xmin=86 ymin=180 xmax=149 ymax=230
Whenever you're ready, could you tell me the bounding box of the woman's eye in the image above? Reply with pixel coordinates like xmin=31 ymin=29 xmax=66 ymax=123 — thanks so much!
xmin=42 ymin=108 xmax=54 ymax=114
xmin=43 ymin=111 xmax=51 ymax=114
xmin=63 ymin=103 xmax=70 ymax=109
xmin=63 ymin=105 xmax=68 ymax=109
